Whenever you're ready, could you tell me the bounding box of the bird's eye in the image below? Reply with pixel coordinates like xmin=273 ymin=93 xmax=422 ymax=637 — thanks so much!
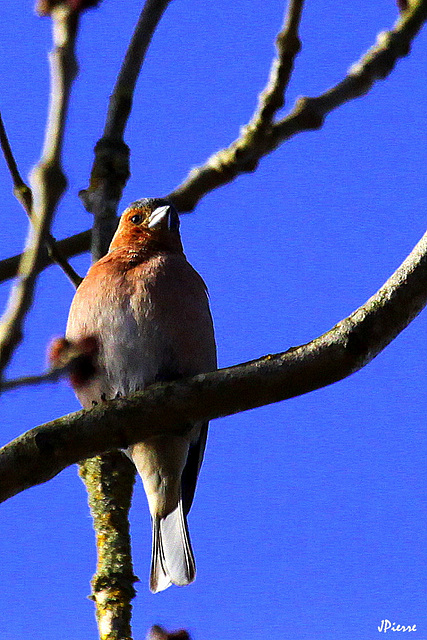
xmin=130 ymin=214 xmax=143 ymax=225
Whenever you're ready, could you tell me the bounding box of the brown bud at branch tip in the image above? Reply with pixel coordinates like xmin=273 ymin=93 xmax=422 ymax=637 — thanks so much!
xmin=35 ymin=0 xmax=102 ymax=17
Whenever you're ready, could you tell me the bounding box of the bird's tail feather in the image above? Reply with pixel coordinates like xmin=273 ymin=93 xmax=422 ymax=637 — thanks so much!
xmin=150 ymin=498 xmax=196 ymax=593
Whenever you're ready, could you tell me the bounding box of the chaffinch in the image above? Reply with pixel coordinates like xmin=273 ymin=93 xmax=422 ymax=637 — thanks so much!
xmin=51 ymin=198 xmax=217 ymax=592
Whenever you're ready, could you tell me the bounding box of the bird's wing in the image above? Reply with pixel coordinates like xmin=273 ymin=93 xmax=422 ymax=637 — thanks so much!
xmin=181 ymin=421 xmax=209 ymax=516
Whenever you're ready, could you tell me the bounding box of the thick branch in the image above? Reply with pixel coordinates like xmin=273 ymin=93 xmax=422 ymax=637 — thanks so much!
xmin=78 ymin=5 xmax=174 ymax=636
xmin=79 ymin=454 xmax=138 ymax=640
xmin=1 ymin=228 xmax=426 ymax=502
xmin=168 ymin=0 xmax=427 ymax=212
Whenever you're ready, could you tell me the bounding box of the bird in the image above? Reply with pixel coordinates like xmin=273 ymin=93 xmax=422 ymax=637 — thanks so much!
xmin=50 ymin=198 xmax=217 ymax=592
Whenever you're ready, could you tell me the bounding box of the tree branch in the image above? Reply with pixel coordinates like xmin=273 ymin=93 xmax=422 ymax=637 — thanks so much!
xmin=1 ymin=367 xmax=68 ymax=392
xmin=79 ymin=0 xmax=174 ymax=260
xmin=0 ymin=112 xmax=33 ymax=213
xmin=1 ymin=1 xmax=426 ymax=285
xmin=0 ymin=112 xmax=82 ymax=287
xmin=0 ymin=6 xmax=79 ymax=378
xmin=77 ymin=3 xmax=175 ymax=636
xmin=240 ymin=0 xmax=304 ymax=134
xmin=168 ymin=0 xmax=427 ymax=212
xmin=1 ymin=227 xmax=426 ymax=503
xmin=0 ymin=338 xmax=95 ymax=391
xmin=0 ymin=228 xmax=91 ymax=285
xmin=79 ymin=454 xmax=138 ymax=640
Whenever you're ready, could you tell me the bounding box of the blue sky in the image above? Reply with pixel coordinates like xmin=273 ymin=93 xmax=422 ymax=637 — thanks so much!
xmin=0 ymin=1 xmax=426 ymax=639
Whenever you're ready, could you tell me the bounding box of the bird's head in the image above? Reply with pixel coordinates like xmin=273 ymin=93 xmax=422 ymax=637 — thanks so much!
xmin=109 ymin=198 xmax=182 ymax=253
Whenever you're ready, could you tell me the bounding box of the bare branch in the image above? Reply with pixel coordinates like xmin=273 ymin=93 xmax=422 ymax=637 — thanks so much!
xmin=0 ymin=336 xmax=97 ymax=391
xmin=1 ymin=228 xmax=426 ymax=503
xmin=0 ymin=112 xmax=33 ymax=213
xmin=0 ymin=112 xmax=82 ymax=287
xmin=77 ymin=4 xmax=175 ymax=635
xmin=0 ymin=228 xmax=91 ymax=285
xmin=272 ymin=0 xmax=427 ymax=138
xmin=0 ymin=0 xmax=301 ymax=284
xmin=1 ymin=368 xmax=67 ymax=392
xmin=243 ymin=0 xmax=304 ymax=133
xmin=42 ymin=235 xmax=83 ymax=287
xmin=103 ymin=0 xmax=173 ymax=141
xmin=0 ymin=1 xmax=425 ymax=285
xmin=79 ymin=454 xmax=138 ymax=640
xmin=36 ymin=0 xmax=103 ymax=16
xmin=80 ymin=0 xmax=174 ymax=260
xmin=0 ymin=6 xmax=79 ymax=378
xmin=168 ymin=0 xmax=427 ymax=212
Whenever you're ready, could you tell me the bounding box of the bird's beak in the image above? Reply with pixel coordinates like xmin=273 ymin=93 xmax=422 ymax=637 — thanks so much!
xmin=147 ymin=205 xmax=171 ymax=229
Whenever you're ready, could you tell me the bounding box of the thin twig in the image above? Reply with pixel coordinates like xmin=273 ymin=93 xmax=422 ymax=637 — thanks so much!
xmin=0 ymin=228 xmax=91 ymax=285
xmin=0 ymin=343 xmax=89 ymax=391
xmin=168 ymin=0 xmax=427 ymax=212
xmin=80 ymin=0 xmax=174 ymax=260
xmin=242 ymin=0 xmax=304 ymax=136
xmin=44 ymin=236 xmax=82 ymax=286
xmin=1 ymin=226 xmax=426 ymax=502
xmin=0 ymin=112 xmax=33 ymax=213
xmin=104 ymin=0 xmax=174 ymax=141
xmin=0 ymin=6 xmax=80 ymax=379
xmin=0 ymin=112 xmax=82 ymax=287
xmin=1 ymin=368 xmax=67 ymax=391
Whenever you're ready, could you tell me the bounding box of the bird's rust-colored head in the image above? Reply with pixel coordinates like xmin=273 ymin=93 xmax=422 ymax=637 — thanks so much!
xmin=109 ymin=198 xmax=183 ymax=254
